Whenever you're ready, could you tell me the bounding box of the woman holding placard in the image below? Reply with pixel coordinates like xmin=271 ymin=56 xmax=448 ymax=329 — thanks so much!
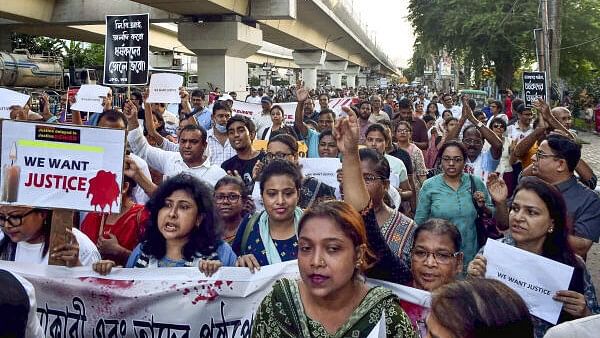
xmin=93 ymin=173 xmax=237 ymax=276
xmin=0 ymin=206 xmax=100 ymax=266
xmin=467 ymin=177 xmax=599 ymax=337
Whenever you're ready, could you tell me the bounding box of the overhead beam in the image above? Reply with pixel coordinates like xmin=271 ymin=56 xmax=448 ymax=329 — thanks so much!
xmin=0 ymin=0 xmax=56 ymax=22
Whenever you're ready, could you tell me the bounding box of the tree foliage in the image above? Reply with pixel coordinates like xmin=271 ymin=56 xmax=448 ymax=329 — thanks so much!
xmin=408 ymin=0 xmax=600 ymax=93
xmin=559 ymin=0 xmax=600 ymax=87
xmin=408 ymin=0 xmax=539 ymax=89
xmin=10 ymin=33 xmax=104 ymax=68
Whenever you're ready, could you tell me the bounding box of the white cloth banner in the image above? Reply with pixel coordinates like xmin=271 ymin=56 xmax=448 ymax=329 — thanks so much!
xmin=230 ymin=97 xmax=354 ymax=123
xmin=146 ymin=73 xmax=184 ymax=104
xmin=484 ymin=239 xmax=574 ymax=324
xmin=0 ymin=88 xmax=30 ymax=118
xmin=0 ymin=260 xmax=430 ymax=338
xmin=71 ymin=85 xmax=110 ymax=113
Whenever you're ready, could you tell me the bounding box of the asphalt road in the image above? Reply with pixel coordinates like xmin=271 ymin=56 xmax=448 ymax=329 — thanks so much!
xmin=575 ymin=131 xmax=600 ymax=291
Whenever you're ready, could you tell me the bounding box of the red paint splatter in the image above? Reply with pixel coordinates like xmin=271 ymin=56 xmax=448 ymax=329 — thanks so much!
xmin=226 ymin=281 xmax=233 ymax=286
xmin=183 ymin=288 xmax=190 ymax=295
xmin=78 ymin=277 xmax=134 ymax=289
xmin=86 ymin=170 xmax=120 ymax=212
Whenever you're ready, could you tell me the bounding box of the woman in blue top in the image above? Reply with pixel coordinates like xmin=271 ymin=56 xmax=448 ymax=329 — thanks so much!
xmin=415 ymin=140 xmax=496 ymax=268
xmin=93 ymin=173 xmax=236 ymax=276
xmin=232 ymin=159 xmax=303 ymax=271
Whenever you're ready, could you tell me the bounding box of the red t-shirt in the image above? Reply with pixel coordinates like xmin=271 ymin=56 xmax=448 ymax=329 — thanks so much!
xmin=81 ymin=204 xmax=148 ymax=251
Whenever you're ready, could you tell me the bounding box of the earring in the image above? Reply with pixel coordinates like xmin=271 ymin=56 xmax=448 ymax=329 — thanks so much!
xmin=548 ymin=227 xmax=554 ymax=233
xmin=355 ymin=259 xmax=363 ymax=268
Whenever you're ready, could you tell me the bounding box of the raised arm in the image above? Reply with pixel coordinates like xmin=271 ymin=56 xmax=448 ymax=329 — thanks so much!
xmin=294 ymin=81 xmax=309 ymax=137
xmin=336 ymin=106 xmax=369 ymax=211
xmin=534 ymin=99 xmax=575 ymax=140
xmin=462 ymin=96 xmax=502 ymax=159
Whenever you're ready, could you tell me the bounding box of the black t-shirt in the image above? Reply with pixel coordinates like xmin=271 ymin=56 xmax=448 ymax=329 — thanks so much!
xmin=221 ymin=152 xmax=266 ymax=193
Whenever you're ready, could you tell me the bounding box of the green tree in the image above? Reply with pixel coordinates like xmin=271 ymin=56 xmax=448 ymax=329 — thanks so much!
xmin=408 ymin=0 xmax=539 ymax=90
xmin=559 ymin=0 xmax=600 ymax=87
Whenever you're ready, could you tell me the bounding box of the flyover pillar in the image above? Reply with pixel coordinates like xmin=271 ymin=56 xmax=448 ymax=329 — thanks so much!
xmin=292 ymin=50 xmax=326 ymax=90
xmin=178 ymin=20 xmax=262 ymax=93
xmin=357 ymin=72 xmax=368 ymax=87
xmin=322 ymin=61 xmax=347 ymax=89
xmin=345 ymin=66 xmax=360 ymax=88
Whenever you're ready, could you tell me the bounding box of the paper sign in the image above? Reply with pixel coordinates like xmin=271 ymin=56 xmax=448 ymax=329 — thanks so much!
xmin=300 ymin=157 xmax=341 ymax=189
xmin=230 ymin=97 xmax=353 ymax=121
xmin=484 ymin=239 xmax=574 ymax=324
xmin=523 ymin=71 xmax=546 ymax=108
xmin=366 ymin=311 xmax=387 ymax=338
xmin=146 ymin=73 xmax=183 ymax=103
xmin=0 ymin=120 xmax=126 ymax=212
xmin=71 ymin=84 xmax=110 ymax=113
xmin=0 ymin=88 xmax=30 ymax=119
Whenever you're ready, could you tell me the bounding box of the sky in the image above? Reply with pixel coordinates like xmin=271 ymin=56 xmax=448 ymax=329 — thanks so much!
xmin=348 ymin=0 xmax=415 ymax=68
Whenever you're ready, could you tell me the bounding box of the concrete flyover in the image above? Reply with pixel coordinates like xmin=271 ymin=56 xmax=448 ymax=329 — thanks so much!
xmin=0 ymin=0 xmax=399 ymax=91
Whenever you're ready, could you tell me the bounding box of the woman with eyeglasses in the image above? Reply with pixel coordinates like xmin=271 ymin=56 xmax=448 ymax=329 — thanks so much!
xmin=93 ymin=173 xmax=237 ymax=276
xmin=415 ymin=140 xmax=498 ymax=269
xmin=214 ymin=176 xmax=249 ymax=244
xmin=468 ymin=177 xmax=599 ymax=337
xmin=357 ymin=148 xmax=416 ymax=260
xmin=402 ymin=219 xmax=464 ymax=336
xmin=0 ymin=206 xmax=100 ymax=266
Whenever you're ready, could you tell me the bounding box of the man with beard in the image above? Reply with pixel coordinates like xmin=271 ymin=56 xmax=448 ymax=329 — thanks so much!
xmin=356 ymin=100 xmax=373 ymax=145
xmin=222 ymin=115 xmax=265 ymax=192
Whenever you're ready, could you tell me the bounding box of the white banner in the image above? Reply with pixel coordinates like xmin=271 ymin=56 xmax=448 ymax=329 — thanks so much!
xmin=0 ymin=88 xmax=30 ymax=119
xmin=484 ymin=239 xmax=574 ymax=324
xmin=146 ymin=73 xmax=183 ymax=104
xmin=0 ymin=260 xmax=430 ymax=338
xmin=71 ymin=85 xmax=110 ymax=113
xmin=230 ymin=97 xmax=354 ymax=124
xmin=0 ymin=121 xmax=126 ymax=212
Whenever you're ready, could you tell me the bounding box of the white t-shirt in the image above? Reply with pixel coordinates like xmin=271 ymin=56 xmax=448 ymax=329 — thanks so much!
xmin=245 ymin=95 xmax=262 ymax=104
xmin=0 ymin=228 xmax=100 ymax=266
xmin=437 ymin=103 xmax=462 ymax=118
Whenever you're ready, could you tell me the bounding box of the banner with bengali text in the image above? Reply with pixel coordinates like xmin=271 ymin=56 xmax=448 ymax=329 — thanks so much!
xmin=0 ymin=260 xmax=430 ymax=338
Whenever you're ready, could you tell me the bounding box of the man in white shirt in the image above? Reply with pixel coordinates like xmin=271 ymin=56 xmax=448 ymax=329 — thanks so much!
xmin=245 ymin=87 xmax=262 ymax=104
xmin=506 ymin=103 xmax=533 ymax=141
xmin=437 ymin=93 xmax=462 ymax=118
xmin=252 ymin=96 xmax=273 ymax=138
xmin=123 ymin=101 xmax=226 ymax=187
xmin=206 ymin=101 xmax=236 ymax=166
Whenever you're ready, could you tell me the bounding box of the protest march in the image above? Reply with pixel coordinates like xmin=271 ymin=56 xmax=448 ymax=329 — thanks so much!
xmin=2 ymin=2 xmax=600 ymax=338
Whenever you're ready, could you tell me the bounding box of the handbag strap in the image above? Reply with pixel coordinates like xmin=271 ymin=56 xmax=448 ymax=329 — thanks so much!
xmin=468 ymin=174 xmax=484 ymax=216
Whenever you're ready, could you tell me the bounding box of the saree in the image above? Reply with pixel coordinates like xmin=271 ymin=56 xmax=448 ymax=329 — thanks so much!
xmin=252 ymin=278 xmax=416 ymax=338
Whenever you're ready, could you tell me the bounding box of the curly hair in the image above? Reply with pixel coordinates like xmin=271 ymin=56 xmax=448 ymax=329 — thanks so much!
xmin=140 ymin=173 xmax=221 ymax=260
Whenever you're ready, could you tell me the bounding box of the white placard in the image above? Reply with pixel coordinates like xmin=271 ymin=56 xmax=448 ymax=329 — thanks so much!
xmin=484 ymin=239 xmax=574 ymax=324
xmin=230 ymin=97 xmax=354 ymax=122
xmin=299 ymin=157 xmax=341 ymax=189
xmin=146 ymin=73 xmax=183 ymax=103
xmin=0 ymin=88 xmax=30 ymax=119
xmin=0 ymin=120 xmax=126 ymax=212
xmin=71 ymin=84 xmax=110 ymax=113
